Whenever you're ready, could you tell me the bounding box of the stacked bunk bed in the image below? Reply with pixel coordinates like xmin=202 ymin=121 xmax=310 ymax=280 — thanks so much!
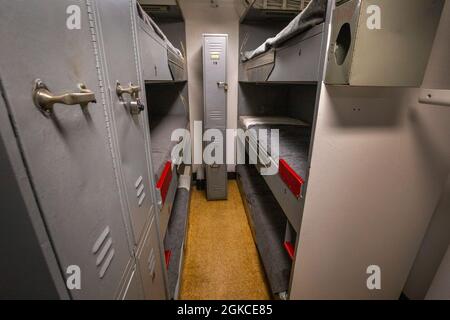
xmin=240 ymin=0 xmax=328 ymax=82
xmin=236 ymin=0 xmax=331 ymax=298
xmin=136 ymin=4 xmax=187 ymax=82
xmin=136 ymin=3 xmax=191 ymax=300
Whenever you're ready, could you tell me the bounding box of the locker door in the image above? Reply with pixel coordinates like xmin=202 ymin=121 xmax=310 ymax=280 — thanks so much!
xmin=205 ymin=129 xmax=228 ymax=200
xmin=203 ymin=35 xmax=228 ymax=130
xmin=136 ymin=216 xmax=166 ymax=300
xmin=95 ymin=0 xmax=154 ymax=244
xmin=0 ymin=1 xmax=131 ymax=299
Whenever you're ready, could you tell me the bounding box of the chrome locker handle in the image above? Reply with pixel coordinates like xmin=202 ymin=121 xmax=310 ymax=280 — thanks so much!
xmin=217 ymin=81 xmax=228 ymax=91
xmin=33 ymin=79 xmax=96 ymax=114
xmin=116 ymin=82 xmax=141 ymax=97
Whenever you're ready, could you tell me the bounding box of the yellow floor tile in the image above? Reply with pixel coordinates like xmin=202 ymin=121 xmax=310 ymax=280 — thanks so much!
xmin=180 ymin=180 xmax=271 ymax=300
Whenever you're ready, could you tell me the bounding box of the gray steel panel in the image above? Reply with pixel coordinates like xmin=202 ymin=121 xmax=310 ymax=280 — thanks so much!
xmin=243 ymin=50 xmax=275 ymax=82
xmin=116 ymin=258 xmax=144 ymax=300
xmin=95 ymin=0 xmax=154 ymax=244
xmin=262 ymin=172 xmax=303 ymax=233
xmin=136 ymin=216 xmax=167 ymax=300
xmin=203 ymin=35 xmax=228 ymax=129
xmin=206 ymin=164 xmax=228 ymax=200
xmin=0 ymin=93 xmax=65 ymax=299
xmin=167 ymin=49 xmax=186 ymax=81
xmin=0 ymin=1 xmax=131 ymax=299
xmin=325 ymin=0 xmax=445 ymax=86
xmin=121 ymin=263 xmax=145 ymax=300
xmin=138 ymin=20 xmax=173 ymax=82
xmin=269 ymin=31 xmax=322 ymax=82
xmin=205 ymin=128 xmax=227 ymax=200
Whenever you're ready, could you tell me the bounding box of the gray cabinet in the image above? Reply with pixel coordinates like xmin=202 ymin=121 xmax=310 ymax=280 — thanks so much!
xmin=0 ymin=0 xmax=132 ymax=299
xmin=203 ymin=35 xmax=228 ymax=130
xmin=203 ymin=34 xmax=228 ymax=200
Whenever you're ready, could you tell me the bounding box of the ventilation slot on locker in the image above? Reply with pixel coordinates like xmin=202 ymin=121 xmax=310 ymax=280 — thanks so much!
xmin=209 ymin=110 xmax=225 ymax=122
xmin=135 ymin=176 xmax=146 ymax=207
xmin=92 ymin=226 xmax=115 ymax=279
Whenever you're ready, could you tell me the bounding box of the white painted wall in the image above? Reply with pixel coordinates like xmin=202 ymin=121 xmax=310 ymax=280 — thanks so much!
xmin=426 ymin=245 xmax=450 ymax=300
xmin=404 ymin=176 xmax=450 ymax=299
xmin=290 ymin=1 xmax=450 ymax=299
xmin=178 ymin=0 xmax=239 ymax=173
xmin=400 ymin=1 xmax=450 ymax=300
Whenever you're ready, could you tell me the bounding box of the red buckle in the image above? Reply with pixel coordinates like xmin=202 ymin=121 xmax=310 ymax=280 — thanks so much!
xmin=283 ymin=241 xmax=295 ymax=260
xmin=279 ymin=159 xmax=304 ymax=198
xmin=164 ymin=250 xmax=171 ymax=269
xmin=156 ymin=161 xmax=173 ymax=205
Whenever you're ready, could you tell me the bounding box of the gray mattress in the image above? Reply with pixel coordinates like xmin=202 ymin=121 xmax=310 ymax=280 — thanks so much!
xmin=163 ymin=188 xmax=190 ymax=299
xmin=236 ymin=164 xmax=291 ymax=294
xmin=241 ymin=0 xmax=328 ymax=62
xmin=150 ymin=115 xmax=189 ymax=178
xmin=247 ymin=123 xmax=311 ymax=180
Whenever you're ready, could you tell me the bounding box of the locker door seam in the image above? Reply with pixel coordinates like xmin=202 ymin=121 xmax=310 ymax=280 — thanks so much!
xmin=86 ymin=0 xmax=137 ymax=255
xmin=130 ymin=0 xmax=170 ymax=299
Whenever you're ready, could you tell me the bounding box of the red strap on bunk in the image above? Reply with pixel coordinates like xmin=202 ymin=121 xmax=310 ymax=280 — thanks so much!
xmin=164 ymin=250 xmax=171 ymax=269
xmin=279 ymin=159 xmax=304 ymax=198
xmin=284 ymin=241 xmax=295 ymax=261
xmin=156 ymin=161 xmax=173 ymax=206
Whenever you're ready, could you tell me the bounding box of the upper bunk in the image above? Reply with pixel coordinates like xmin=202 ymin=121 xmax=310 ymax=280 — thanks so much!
xmin=238 ymin=0 xmax=331 ymax=83
xmin=136 ymin=1 xmax=187 ymax=82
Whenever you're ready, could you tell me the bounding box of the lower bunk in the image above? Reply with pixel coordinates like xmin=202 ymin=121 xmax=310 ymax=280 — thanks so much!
xmin=238 ymin=116 xmax=311 ymax=233
xmin=236 ymin=164 xmax=295 ymax=298
xmin=162 ymin=166 xmax=192 ymax=299
xmin=149 ymin=114 xmax=189 ymax=235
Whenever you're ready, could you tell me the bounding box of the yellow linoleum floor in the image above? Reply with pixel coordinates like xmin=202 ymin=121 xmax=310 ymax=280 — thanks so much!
xmin=180 ymin=180 xmax=271 ymax=300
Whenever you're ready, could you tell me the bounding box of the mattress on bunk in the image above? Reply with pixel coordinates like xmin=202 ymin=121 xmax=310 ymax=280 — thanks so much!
xmin=241 ymin=0 xmax=327 ymax=62
xmin=240 ymin=116 xmax=310 ymax=129
xmin=150 ymin=115 xmax=189 ymax=178
xmin=163 ymin=188 xmax=190 ymax=298
xmin=239 ymin=117 xmax=311 ymax=180
xmin=236 ymin=164 xmax=291 ymax=294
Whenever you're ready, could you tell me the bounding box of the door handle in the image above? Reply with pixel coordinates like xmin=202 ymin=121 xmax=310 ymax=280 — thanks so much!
xmin=33 ymin=79 xmax=96 ymax=114
xmin=217 ymin=81 xmax=228 ymax=91
xmin=116 ymin=82 xmax=145 ymax=115
xmin=116 ymin=82 xmax=141 ymax=97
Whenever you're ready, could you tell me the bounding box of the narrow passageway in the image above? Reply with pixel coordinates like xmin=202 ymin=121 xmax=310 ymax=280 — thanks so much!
xmin=180 ymin=181 xmax=271 ymax=300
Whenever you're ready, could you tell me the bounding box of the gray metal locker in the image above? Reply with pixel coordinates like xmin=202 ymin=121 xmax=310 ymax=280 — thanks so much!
xmin=203 ymin=34 xmax=228 ymax=200
xmin=0 ymin=1 xmax=132 ymax=299
xmin=117 ymin=262 xmax=145 ymax=300
xmin=94 ymin=0 xmax=155 ymax=246
xmin=136 ymin=216 xmax=167 ymax=300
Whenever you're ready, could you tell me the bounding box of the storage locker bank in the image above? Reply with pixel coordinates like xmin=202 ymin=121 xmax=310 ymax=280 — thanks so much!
xmin=0 ymin=0 xmax=449 ymax=300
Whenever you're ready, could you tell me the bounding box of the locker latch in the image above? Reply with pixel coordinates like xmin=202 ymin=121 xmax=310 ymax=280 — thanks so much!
xmin=217 ymin=81 xmax=228 ymax=92
xmin=33 ymin=79 xmax=97 ymax=115
xmin=116 ymin=82 xmax=145 ymax=115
